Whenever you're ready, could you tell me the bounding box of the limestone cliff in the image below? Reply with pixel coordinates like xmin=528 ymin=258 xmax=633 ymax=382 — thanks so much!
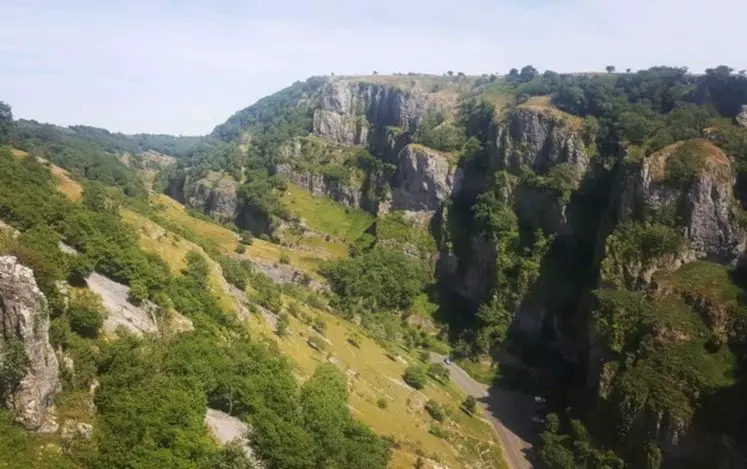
xmin=390 ymin=144 xmax=463 ymax=213
xmin=312 ymin=79 xmax=448 ymax=150
xmin=167 ymin=170 xmax=239 ymax=224
xmin=0 ymin=256 xmax=60 ymax=431
xmin=618 ymin=139 xmax=746 ymax=263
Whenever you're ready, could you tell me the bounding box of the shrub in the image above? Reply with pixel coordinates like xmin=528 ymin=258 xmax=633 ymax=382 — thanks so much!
xmin=276 ymin=313 xmax=290 ymax=337
xmin=377 ymin=398 xmax=388 ymax=409
xmin=403 ymin=365 xmax=428 ymax=389
xmin=427 ymin=363 xmax=450 ymax=383
xmin=279 ymin=252 xmax=290 ymax=264
xmin=239 ymin=230 xmax=254 ymax=245
xmin=424 ymin=399 xmax=446 ymax=422
xmin=464 ymin=395 xmax=478 ymax=415
xmin=128 ymin=280 xmax=148 ymax=305
xmin=234 ymin=244 xmax=246 ymax=254
xmin=312 ymin=317 xmax=327 ymax=336
xmin=68 ymin=291 xmax=105 ymax=338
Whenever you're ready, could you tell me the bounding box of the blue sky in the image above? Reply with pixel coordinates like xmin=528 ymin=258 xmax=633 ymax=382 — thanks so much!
xmin=1 ymin=0 xmax=745 ymax=135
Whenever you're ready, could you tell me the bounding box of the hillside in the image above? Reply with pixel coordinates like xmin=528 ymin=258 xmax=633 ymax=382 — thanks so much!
xmin=1 ymin=64 xmax=747 ymax=469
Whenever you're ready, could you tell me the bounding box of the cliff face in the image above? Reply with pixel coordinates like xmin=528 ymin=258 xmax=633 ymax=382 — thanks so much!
xmin=312 ymin=79 xmax=447 ymax=150
xmin=390 ymin=144 xmax=463 ymax=213
xmin=167 ymin=170 xmax=240 ymax=225
xmin=444 ymin=107 xmax=591 ymax=306
xmin=619 ymin=139 xmax=746 ymax=262
xmin=0 ymin=256 xmax=60 ymax=431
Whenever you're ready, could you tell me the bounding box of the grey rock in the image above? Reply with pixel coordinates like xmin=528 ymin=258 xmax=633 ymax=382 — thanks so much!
xmin=494 ymin=108 xmax=590 ymax=175
xmin=736 ymin=104 xmax=747 ymax=128
xmin=313 ymin=79 xmax=445 ymax=146
xmin=276 ymin=163 xmax=362 ymax=208
xmin=620 ymin=141 xmax=745 ymax=262
xmin=86 ymin=272 xmax=158 ymax=336
xmin=0 ymin=256 xmax=60 ymax=431
xmin=168 ymin=170 xmax=240 ymax=225
xmin=391 ymin=145 xmax=463 ymax=213
xmin=205 ymin=408 xmax=264 ymax=468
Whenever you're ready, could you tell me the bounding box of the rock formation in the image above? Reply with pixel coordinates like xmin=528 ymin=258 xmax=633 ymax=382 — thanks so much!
xmin=391 ymin=144 xmax=462 ymax=213
xmin=736 ymin=104 xmax=747 ymax=128
xmin=0 ymin=256 xmax=60 ymax=431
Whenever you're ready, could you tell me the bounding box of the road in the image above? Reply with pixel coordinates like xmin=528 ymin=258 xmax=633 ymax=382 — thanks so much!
xmin=431 ymin=354 xmax=534 ymax=469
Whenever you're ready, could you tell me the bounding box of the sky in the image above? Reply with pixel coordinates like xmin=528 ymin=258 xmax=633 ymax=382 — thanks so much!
xmin=1 ymin=0 xmax=746 ymax=135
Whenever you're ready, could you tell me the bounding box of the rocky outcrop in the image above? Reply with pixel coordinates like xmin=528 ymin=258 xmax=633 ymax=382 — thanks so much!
xmin=391 ymin=144 xmax=462 ymax=213
xmin=86 ymin=272 xmax=158 ymax=336
xmin=204 ymin=408 xmax=263 ymax=468
xmin=313 ymin=79 xmax=446 ymax=148
xmin=494 ymin=107 xmax=590 ymax=175
xmin=0 ymin=256 xmax=60 ymax=431
xmin=168 ymin=170 xmax=239 ymax=224
xmin=276 ymin=164 xmax=362 ymax=208
xmin=619 ymin=139 xmax=745 ymax=262
xmin=736 ymin=104 xmax=747 ymax=129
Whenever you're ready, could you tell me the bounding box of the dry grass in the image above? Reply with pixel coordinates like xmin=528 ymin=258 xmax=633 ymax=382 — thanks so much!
xmin=242 ymin=303 xmax=505 ymax=468
xmin=11 ymin=148 xmax=83 ymax=201
xmin=139 ymin=195 xmax=505 ymax=467
xmin=121 ymin=208 xmax=237 ymax=313
xmin=648 ymin=138 xmax=732 ymax=183
xmin=518 ymin=95 xmax=583 ymax=129
xmin=152 ymin=194 xmax=327 ymax=277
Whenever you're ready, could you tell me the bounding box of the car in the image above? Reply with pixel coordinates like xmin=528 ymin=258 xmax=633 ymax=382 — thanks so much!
xmin=531 ymin=416 xmax=545 ymax=425
xmin=444 ymin=356 xmax=452 ymax=365
xmin=534 ymin=396 xmax=546 ymax=404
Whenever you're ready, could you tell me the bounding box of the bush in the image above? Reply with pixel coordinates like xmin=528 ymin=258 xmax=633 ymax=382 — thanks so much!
xmin=128 ymin=280 xmax=148 ymax=305
xmin=234 ymin=244 xmax=246 ymax=254
xmin=276 ymin=313 xmax=290 ymax=337
xmin=239 ymin=231 xmax=254 ymax=245
xmin=377 ymin=398 xmax=388 ymax=409
xmin=312 ymin=317 xmax=327 ymax=336
xmin=424 ymin=399 xmax=446 ymax=422
xmin=279 ymin=252 xmax=290 ymax=264
xmin=403 ymin=365 xmax=428 ymax=389
xmin=427 ymin=363 xmax=450 ymax=383
xmin=464 ymin=395 xmax=478 ymax=415
xmin=68 ymin=291 xmax=105 ymax=339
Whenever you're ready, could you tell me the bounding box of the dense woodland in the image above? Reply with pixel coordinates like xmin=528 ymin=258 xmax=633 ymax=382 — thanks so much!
xmin=2 ymin=64 xmax=747 ymax=469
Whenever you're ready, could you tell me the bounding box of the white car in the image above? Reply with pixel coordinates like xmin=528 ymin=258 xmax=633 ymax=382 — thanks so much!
xmin=534 ymin=396 xmax=546 ymax=404
xmin=531 ymin=416 xmax=545 ymax=424
xmin=444 ymin=356 xmax=453 ymax=365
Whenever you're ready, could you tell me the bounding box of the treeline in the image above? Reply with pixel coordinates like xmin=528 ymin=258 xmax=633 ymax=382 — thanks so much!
xmin=0 ymin=145 xmax=391 ymax=469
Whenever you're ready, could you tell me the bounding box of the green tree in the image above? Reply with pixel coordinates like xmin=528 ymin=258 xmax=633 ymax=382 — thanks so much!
xmin=276 ymin=313 xmax=290 ymax=337
xmin=68 ymin=290 xmax=105 ymax=338
xmin=464 ymin=395 xmax=478 ymax=415
xmin=0 ymin=339 xmax=29 ymax=402
xmin=427 ymin=363 xmax=450 ymax=383
xmin=0 ymin=101 xmax=13 ymax=145
xmin=403 ymin=365 xmax=428 ymax=389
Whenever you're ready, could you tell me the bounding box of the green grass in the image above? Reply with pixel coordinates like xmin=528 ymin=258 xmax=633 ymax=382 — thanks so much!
xmin=655 ymin=261 xmax=746 ymax=316
xmin=376 ymin=211 xmax=437 ymax=265
xmin=281 ymin=183 xmax=373 ymax=242
xmin=456 ymin=359 xmax=499 ymax=385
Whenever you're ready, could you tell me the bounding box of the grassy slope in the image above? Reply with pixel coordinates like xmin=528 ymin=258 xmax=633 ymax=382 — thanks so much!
xmin=12 ymin=148 xmax=83 ymax=201
xmin=137 ymin=194 xmax=505 ymax=468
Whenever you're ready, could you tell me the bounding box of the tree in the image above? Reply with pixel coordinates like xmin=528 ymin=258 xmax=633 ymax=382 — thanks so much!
xmin=520 ymin=65 xmax=539 ymax=82
xmin=606 ymin=65 xmax=616 ymax=74
xmin=424 ymin=400 xmax=445 ymax=422
xmin=68 ymin=290 xmax=105 ymax=338
xmin=0 ymin=339 xmax=29 ymax=402
xmin=0 ymin=101 xmax=13 ymax=145
xmin=447 ymin=71 xmax=454 ymax=76
xmin=464 ymin=395 xmax=478 ymax=415
xmin=427 ymin=363 xmax=450 ymax=383
xmin=403 ymin=365 xmax=428 ymax=389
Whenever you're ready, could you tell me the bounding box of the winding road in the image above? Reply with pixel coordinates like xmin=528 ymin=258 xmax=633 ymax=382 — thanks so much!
xmin=430 ymin=354 xmax=534 ymax=469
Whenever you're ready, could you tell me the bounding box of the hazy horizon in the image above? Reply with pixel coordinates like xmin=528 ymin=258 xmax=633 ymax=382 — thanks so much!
xmin=2 ymin=0 xmax=746 ymax=135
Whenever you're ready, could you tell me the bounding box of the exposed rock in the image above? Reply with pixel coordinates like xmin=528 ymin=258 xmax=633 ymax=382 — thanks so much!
xmin=391 ymin=144 xmax=463 ymax=213
xmin=166 ymin=311 xmax=194 ymax=334
xmin=86 ymin=272 xmax=158 ymax=336
xmin=204 ymin=408 xmax=263 ymax=467
xmin=61 ymin=420 xmax=93 ymax=440
xmin=736 ymin=104 xmax=747 ymax=128
xmin=494 ymin=107 xmax=590 ymax=175
xmin=313 ymin=79 xmax=445 ymax=147
xmin=0 ymin=220 xmax=20 ymax=238
xmin=0 ymin=256 xmax=60 ymax=431
xmin=276 ymin=163 xmax=362 ymax=207
xmin=620 ymin=139 xmax=745 ymax=262
xmin=167 ymin=170 xmax=239 ymax=225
